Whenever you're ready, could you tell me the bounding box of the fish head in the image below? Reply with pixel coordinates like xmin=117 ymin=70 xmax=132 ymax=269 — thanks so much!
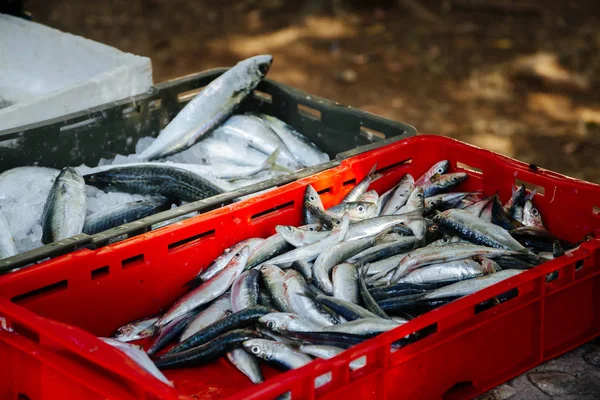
xmin=259 ymin=313 xmax=292 ymax=332
xmin=433 ymin=160 xmax=450 ymax=176
xmin=241 ymin=55 xmax=273 ymax=80
xmin=523 ymin=200 xmax=545 ymax=228
xmin=407 ymin=187 xmax=425 ymax=209
xmin=243 ymin=338 xmax=273 ymax=359
xmin=304 ymin=185 xmax=322 ymax=208
xmin=230 ymin=245 xmax=251 ymax=268
xmin=299 ymin=223 xmax=322 ymax=232
xmin=260 ymin=264 xmax=285 ymax=280
xmin=346 ymin=202 xmax=378 ymax=220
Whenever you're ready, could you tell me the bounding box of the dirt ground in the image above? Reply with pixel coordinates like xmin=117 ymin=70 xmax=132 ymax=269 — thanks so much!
xmin=24 ymin=0 xmax=600 ymax=183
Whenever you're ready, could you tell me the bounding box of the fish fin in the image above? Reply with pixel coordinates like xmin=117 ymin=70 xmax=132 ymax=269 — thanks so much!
xmin=270 ymin=164 xmax=293 ymax=173
xmin=525 ymin=189 xmax=537 ymax=201
xmin=262 ymin=148 xmax=281 ymax=170
xmin=552 ymin=240 xmax=565 ymax=258
xmin=429 ymin=173 xmax=441 ymax=183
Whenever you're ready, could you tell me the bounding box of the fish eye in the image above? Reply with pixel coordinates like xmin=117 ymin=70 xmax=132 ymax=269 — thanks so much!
xmin=532 ymin=208 xmax=539 ymax=216
xmin=309 ymin=195 xmax=316 ymax=202
xmin=357 ymin=205 xmax=365 ymax=213
xmin=267 ymin=321 xmax=276 ymax=329
xmin=252 ymin=346 xmax=260 ymax=354
xmin=436 ymin=167 xmax=444 ymax=174
xmin=308 ymin=226 xmax=316 ymax=231
xmin=285 ymin=226 xmax=293 ymax=231
xmin=234 ymin=252 xmax=241 ymax=259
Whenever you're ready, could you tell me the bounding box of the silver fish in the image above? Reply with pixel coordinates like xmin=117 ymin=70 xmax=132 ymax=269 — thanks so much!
xmin=523 ymin=200 xmax=545 ymax=229
xmin=266 ymin=214 xmax=350 ymax=267
xmin=381 ymin=174 xmax=414 ymax=215
xmin=138 ymin=55 xmax=272 ymax=160
xmin=213 ymin=115 xmax=302 ymax=170
xmin=41 ymin=167 xmax=87 ymax=244
xmin=243 ymin=339 xmax=312 ymax=370
xmin=113 ymin=317 xmax=159 ymax=342
xmin=397 ymin=258 xmax=500 ymax=285
xmin=299 ymin=344 xmax=367 ymax=370
xmin=304 ymin=185 xmax=324 ymax=225
xmin=327 ymin=201 xmax=378 ymax=222
xmin=420 ymin=172 xmax=468 ymax=197
xmin=322 ymin=318 xmax=402 ymax=335
xmin=397 ymin=187 xmax=424 ymax=215
xmin=260 ymin=114 xmax=329 ymax=167
xmin=227 ymin=348 xmax=263 ymax=384
xmin=180 ymin=295 xmax=232 ymax=342
xmin=196 ymin=148 xmax=280 ymax=180
xmin=332 ymin=263 xmax=359 ymax=304
xmin=422 ymin=269 xmax=524 ymax=299
xmin=415 ymin=160 xmax=450 ymax=186
xmin=246 ymin=234 xmax=292 ymax=269
xmin=433 ymin=209 xmax=527 ymax=251
xmin=0 ymin=210 xmax=17 ymax=259
xmin=199 ymin=238 xmax=264 ymax=282
xmin=231 ymin=269 xmax=260 ymax=312
xmin=358 ymin=190 xmax=379 ymax=205
xmin=283 ymin=270 xmax=338 ymax=326
xmin=275 ymin=224 xmax=328 ymax=247
xmin=260 ymin=264 xmax=292 ymax=313
xmin=100 ymin=338 xmax=173 ymax=386
xmin=259 ymin=312 xmax=325 ymax=332
xmin=153 ymin=246 xmax=250 ymax=329
xmin=343 ymin=164 xmax=381 ymax=203
xmin=313 ymin=236 xmax=376 ymax=295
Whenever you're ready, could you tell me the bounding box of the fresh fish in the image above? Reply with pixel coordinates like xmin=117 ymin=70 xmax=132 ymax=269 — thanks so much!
xmin=424 ymin=192 xmax=472 ymax=211
xmin=180 ymin=295 xmax=232 ymax=342
xmin=139 ymin=55 xmax=273 ymax=160
xmin=433 ymin=209 xmax=528 ymax=251
xmin=327 ymin=201 xmax=378 ymax=222
xmin=101 ymin=338 xmax=173 ymax=386
xmin=282 ymin=330 xmax=368 ymax=349
xmin=166 ymin=306 xmax=271 ymax=355
xmin=213 ymin=115 xmax=302 ymax=170
xmin=491 ymin=195 xmax=525 ymax=231
xmin=208 ymin=147 xmax=280 ymax=180
xmin=227 ymin=348 xmax=263 ymax=384
xmin=155 ymin=329 xmax=264 ymax=369
xmin=358 ymin=266 xmax=389 ymax=319
xmin=427 ymin=236 xmax=472 ymax=247
xmin=191 ymin=137 xmax=270 ymax=166
xmin=259 ymin=312 xmax=325 ymax=333
xmin=332 ymin=263 xmax=359 ymax=304
xmin=305 ymin=201 xmax=342 ymax=229
xmin=390 ymin=244 xmax=536 ymax=283
xmin=41 ymin=167 xmax=87 ymax=244
xmin=313 ymin=236 xmax=377 ymax=295
xmin=523 ymin=200 xmax=545 ymax=229
xmin=260 ymin=264 xmax=292 ymax=313
xmin=396 ymin=186 xmax=424 ymax=214
xmin=347 ymin=237 xmax=417 ymax=265
xmin=420 ymin=173 xmax=468 ymax=197
xmin=322 ymin=318 xmax=402 ymax=335
xmin=260 ymin=114 xmax=329 ymax=167
xmin=397 ymin=258 xmax=500 ymax=285
xmin=266 ymin=214 xmax=350 ymax=267
xmin=415 ymin=160 xmax=450 ymax=186
xmin=358 ymin=190 xmax=379 ymax=205
xmin=422 ymin=269 xmax=524 ymax=300
xmin=147 ymin=310 xmax=198 ymax=356
xmin=243 ymin=339 xmax=312 ymax=370
xmin=113 ymin=317 xmax=159 ymax=343
xmin=344 ymin=213 xmax=417 ymax=242
xmin=283 ymin=270 xmax=339 ymax=326
xmin=197 ymin=238 xmax=264 ymax=283
xmin=303 ymin=185 xmax=324 ymax=225
xmin=504 ymin=184 xmax=527 ymax=222
xmin=83 ymin=197 xmax=171 ymax=235
xmin=152 ymin=246 xmax=250 ymax=330
xmin=463 ymin=197 xmax=493 ymax=218
xmin=299 ymin=344 xmax=368 ymax=370
xmin=231 ymin=269 xmax=260 ymax=312
xmin=369 ymin=282 xmax=435 ymax=301
xmin=246 ymin=233 xmax=293 ymax=268
xmin=291 ymin=260 xmax=313 ymax=283
xmin=509 ymin=226 xmax=575 ymax=253
xmin=0 ymin=210 xmax=17 ymax=259
xmin=275 ymin=224 xmax=328 ymax=247
xmin=83 ymin=164 xmax=224 ymax=203
xmin=343 ymin=164 xmax=381 ymax=203
xmin=381 ymin=174 xmax=414 ymax=215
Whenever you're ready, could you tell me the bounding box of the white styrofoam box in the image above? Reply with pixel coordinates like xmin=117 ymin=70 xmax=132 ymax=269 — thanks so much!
xmin=0 ymin=14 xmax=153 ymax=131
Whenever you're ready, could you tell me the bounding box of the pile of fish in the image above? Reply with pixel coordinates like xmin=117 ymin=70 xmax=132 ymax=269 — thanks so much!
xmin=104 ymin=159 xmax=585 ymax=389
xmin=0 ymin=54 xmax=329 ymax=259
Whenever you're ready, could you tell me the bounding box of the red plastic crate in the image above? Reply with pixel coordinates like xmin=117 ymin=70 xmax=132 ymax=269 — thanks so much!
xmin=1 ymin=135 xmax=600 ymax=400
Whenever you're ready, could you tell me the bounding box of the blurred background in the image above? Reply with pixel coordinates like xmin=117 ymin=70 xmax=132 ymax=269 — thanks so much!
xmin=23 ymin=0 xmax=600 ymax=183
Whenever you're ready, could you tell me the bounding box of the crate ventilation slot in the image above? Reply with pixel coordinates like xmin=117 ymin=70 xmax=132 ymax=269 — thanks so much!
xmin=343 ymin=178 xmax=357 ymax=186
xmin=251 ymin=201 xmax=294 ymax=221
xmin=360 ymin=127 xmax=386 ymax=141
xmin=515 ymin=179 xmax=545 ymax=196
xmin=168 ymin=230 xmax=216 ymax=253
xmin=253 ymin=90 xmax=272 ymax=103
xmin=376 ymin=158 xmax=413 ymax=175
xmin=59 ymin=118 xmax=98 ymax=132
xmin=297 ymin=104 xmax=321 ymax=120
xmin=456 ymin=161 xmax=482 ymax=175
xmin=390 ymin=323 xmax=438 ymax=352
xmin=91 ymin=266 xmax=109 ymax=280
xmin=317 ymin=187 xmax=332 ymax=195
xmin=122 ymin=254 xmax=145 ymax=269
xmin=148 ymin=99 xmax=162 ymax=111
xmin=474 ymin=288 xmax=519 ymax=314
xmin=178 ymin=87 xmax=203 ymax=103
xmin=122 ymin=105 xmax=141 ymax=117
xmin=12 ymin=280 xmax=68 ymax=304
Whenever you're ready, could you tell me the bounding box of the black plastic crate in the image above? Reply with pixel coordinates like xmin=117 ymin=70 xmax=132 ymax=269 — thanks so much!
xmin=0 ymin=68 xmax=416 ymax=273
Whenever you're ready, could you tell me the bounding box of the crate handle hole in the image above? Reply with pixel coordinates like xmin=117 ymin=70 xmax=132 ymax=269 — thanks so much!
xmin=91 ymin=266 xmax=109 ymax=280
xmin=251 ymin=201 xmax=294 ymax=221
xmin=297 ymin=104 xmax=322 ymax=120
xmin=253 ymin=90 xmax=273 ymax=104
xmin=343 ymin=178 xmax=357 ymax=187
xmin=17 ymin=394 xmax=32 ymax=400
xmin=360 ymin=127 xmax=386 ymax=141
xmin=375 ymin=158 xmax=413 ymax=175
xmin=122 ymin=254 xmax=145 ymax=269
xmin=11 ymin=280 xmax=68 ymax=304
xmin=456 ymin=161 xmax=482 ymax=175
xmin=474 ymin=288 xmax=519 ymax=314
xmin=390 ymin=322 xmax=438 ymax=352
xmin=12 ymin=322 xmax=40 ymax=344
xmin=315 ymin=371 xmax=332 ymax=389
xmin=515 ymin=179 xmax=545 ymax=196
xmin=168 ymin=230 xmax=216 ymax=253
xmin=317 ymin=187 xmax=331 ymax=195
xmin=545 ymin=270 xmax=559 ymax=283
xmin=575 ymin=260 xmax=585 ymax=272
xmin=177 ymin=87 xmax=204 ymax=103
xmin=350 ymin=355 xmax=367 ymax=371
xmin=122 ymin=105 xmax=141 ymax=117
xmin=443 ymin=381 xmax=474 ymax=400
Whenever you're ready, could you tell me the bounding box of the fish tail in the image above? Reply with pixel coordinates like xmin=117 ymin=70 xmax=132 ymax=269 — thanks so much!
xmin=261 ymin=148 xmax=281 ymax=171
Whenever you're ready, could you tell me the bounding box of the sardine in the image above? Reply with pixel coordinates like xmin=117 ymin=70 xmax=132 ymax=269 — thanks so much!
xmin=523 ymin=200 xmax=545 ymax=229
xmin=303 ymin=185 xmax=324 ymax=225
xmin=332 ymin=263 xmax=359 ymax=304
xmin=343 ymin=164 xmax=381 ymax=203
xmin=180 ymin=294 xmax=232 ymax=342
xmin=243 ymin=339 xmax=312 ymax=370
xmin=261 ymin=264 xmax=292 ymax=313
xmin=197 ymin=238 xmax=264 ymax=283
xmin=275 ymin=224 xmax=328 ymax=247
xmin=322 ymin=318 xmax=402 ymax=335
xmin=227 ymin=348 xmax=263 ymax=384
xmin=231 ymin=269 xmax=260 ymax=312
xmin=381 ymin=174 xmax=414 ymax=215
xmin=258 ymin=312 xmax=325 ymax=333
xmin=415 ymin=160 xmax=450 ymax=186
xmin=283 ymin=270 xmax=339 ymax=326
xmin=420 ymin=172 xmax=468 ymax=197
xmin=139 ymin=55 xmax=272 ymax=160
xmin=41 ymin=167 xmax=87 ymax=244
xmin=326 ymin=201 xmax=378 ymax=222
xmin=113 ymin=316 xmax=159 ymax=343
